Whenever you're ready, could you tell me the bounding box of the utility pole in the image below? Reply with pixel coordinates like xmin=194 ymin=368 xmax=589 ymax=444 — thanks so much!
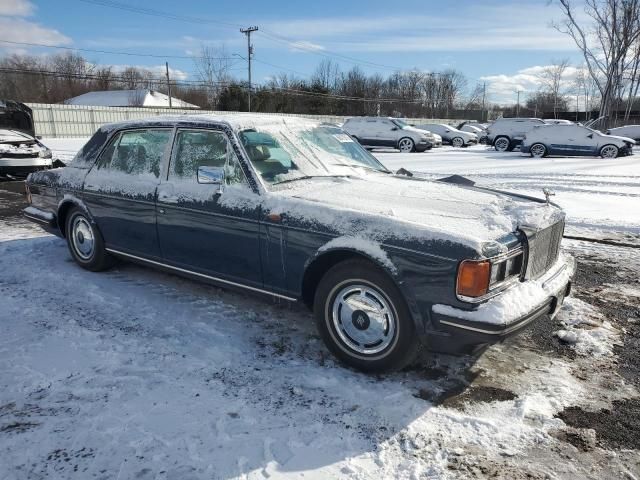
xmin=481 ymin=82 xmax=486 ymax=122
xmin=165 ymin=62 xmax=172 ymax=108
xmin=240 ymin=26 xmax=258 ymax=112
xmin=516 ymin=90 xmax=521 ymax=116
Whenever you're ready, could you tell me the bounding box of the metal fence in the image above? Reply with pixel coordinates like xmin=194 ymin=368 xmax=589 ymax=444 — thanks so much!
xmin=26 ymin=103 xmax=454 ymax=138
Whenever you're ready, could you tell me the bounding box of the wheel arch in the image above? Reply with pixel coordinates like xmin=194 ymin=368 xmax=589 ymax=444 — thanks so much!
xmin=397 ymin=136 xmax=415 ymax=151
xmin=301 ymin=244 xmax=401 ymax=310
xmin=56 ymin=196 xmax=93 ymax=238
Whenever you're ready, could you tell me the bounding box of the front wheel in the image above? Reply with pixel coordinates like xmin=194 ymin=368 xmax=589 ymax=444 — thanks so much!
xmin=451 ymin=136 xmax=465 ymax=148
xmin=494 ymin=136 xmax=510 ymax=152
xmin=65 ymin=207 xmax=113 ymax=271
xmin=313 ymin=259 xmax=419 ymax=372
xmin=600 ymin=144 xmax=619 ymax=158
xmin=398 ymin=137 xmax=415 ymax=153
xmin=530 ymin=143 xmax=547 ymax=158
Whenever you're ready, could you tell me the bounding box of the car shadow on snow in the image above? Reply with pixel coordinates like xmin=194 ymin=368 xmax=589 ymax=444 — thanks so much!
xmin=0 ymin=235 xmax=493 ymax=477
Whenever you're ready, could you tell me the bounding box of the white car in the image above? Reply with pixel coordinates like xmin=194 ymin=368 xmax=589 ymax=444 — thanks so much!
xmin=485 ymin=118 xmax=547 ymax=152
xmin=414 ymin=123 xmax=477 ymax=147
xmin=521 ymin=124 xmax=635 ymax=158
xmin=431 ymin=133 xmax=443 ymax=147
xmin=343 ymin=117 xmax=434 ymax=152
xmin=606 ymin=125 xmax=640 ymax=142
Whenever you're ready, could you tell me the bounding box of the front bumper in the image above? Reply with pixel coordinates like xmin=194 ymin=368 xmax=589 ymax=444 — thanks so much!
xmin=620 ymin=145 xmax=633 ymax=156
xmin=0 ymin=157 xmax=52 ymax=175
xmin=415 ymin=141 xmax=433 ymax=152
xmin=430 ymin=255 xmax=576 ymax=352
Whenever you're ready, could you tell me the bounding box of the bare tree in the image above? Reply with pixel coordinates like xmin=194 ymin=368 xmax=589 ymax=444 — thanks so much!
xmin=193 ymin=45 xmax=233 ymax=108
xmin=555 ymin=0 xmax=640 ymax=125
xmin=311 ymin=59 xmax=340 ymax=91
xmin=537 ymin=59 xmax=569 ymax=118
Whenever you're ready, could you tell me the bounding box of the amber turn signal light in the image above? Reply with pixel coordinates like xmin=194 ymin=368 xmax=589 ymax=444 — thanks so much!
xmin=457 ymin=260 xmax=491 ymax=298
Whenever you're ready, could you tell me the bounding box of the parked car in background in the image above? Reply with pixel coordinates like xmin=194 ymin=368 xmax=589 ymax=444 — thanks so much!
xmin=457 ymin=123 xmax=488 ymax=143
xmin=606 ymin=125 xmax=640 ymax=142
xmin=485 ymin=118 xmax=546 ymax=152
xmin=521 ymin=124 xmax=635 ymax=158
xmin=0 ymin=100 xmax=53 ymax=177
xmin=343 ymin=117 xmax=433 ymax=152
xmin=543 ymin=119 xmax=574 ymax=125
xmin=431 ymin=132 xmax=443 ymax=147
xmin=24 ymin=114 xmax=574 ymax=372
xmin=415 ymin=123 xmax=478 ymax=147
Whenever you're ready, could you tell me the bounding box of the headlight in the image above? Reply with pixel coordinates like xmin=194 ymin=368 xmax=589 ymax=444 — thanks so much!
xmin=39 ymin=148 xmax=52 ymax=159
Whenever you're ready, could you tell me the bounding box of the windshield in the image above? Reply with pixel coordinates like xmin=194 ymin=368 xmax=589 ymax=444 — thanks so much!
xmin=392 ymin=119 xmax=408 ymax=128
xmin=238 ymin=123 xmax=390 ymax=187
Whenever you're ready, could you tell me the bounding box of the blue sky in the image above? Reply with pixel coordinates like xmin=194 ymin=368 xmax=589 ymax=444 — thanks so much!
xmin=0 ymin=0 xmax=586 ymax=103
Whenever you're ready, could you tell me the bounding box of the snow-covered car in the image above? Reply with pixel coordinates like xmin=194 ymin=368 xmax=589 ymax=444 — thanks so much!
xmin=343 ymin=117 xmax=433 ymax=152
xmin=0 ymin=100 xmax=52 ymax=177
xmin=486 ymin=118 xmax=546 ymax=152
xmin=0 ymin=129 xmax=53 ymax=177
xmin=415 ymin=123 xmax=478 ymax=147
xmin=431 ymin=132 xmax=443 ymax=147
xmin=24 ymin=114 xmax=575 ymax=372
xmin=543 ymin=119 xmax=573 ymax=125
xmin=458 ymin=123 xmax=488 ymax=144
xmin=606 ymin=125 xmax=640 ymax=142
xmin=521 ymin=124 xmax=635 ymax=158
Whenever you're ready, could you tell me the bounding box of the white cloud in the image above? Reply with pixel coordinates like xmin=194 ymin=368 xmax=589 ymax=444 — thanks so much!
xmin=288 ymin=40 xmax=325 ymax=53
xmin=480 ymin=65 xmax=585 ymax=104
xmin=0 ymin=0 xmax=34 ymax=16
xmin=262 ymin=3 xmax=579 ymax=54
xmin=0 ymin=18 xmax=71 ymax=46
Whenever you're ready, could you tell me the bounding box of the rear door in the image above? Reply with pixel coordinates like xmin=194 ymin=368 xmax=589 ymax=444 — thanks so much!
xmin=156 ymin=128 xmax=263 ymax=286
xmin=376 ymin=119 xmax=399 ymax=147
xmin=82 ymin=128 xmax=172 ymax=259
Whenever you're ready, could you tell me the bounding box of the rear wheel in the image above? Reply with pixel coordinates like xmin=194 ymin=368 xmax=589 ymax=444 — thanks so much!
xmin=313 ymin=259 xmax=419 ymax=372
xmin=530 ymin=143 xmax=547 ymax=158
xmin=398 ymin=137 xmax=415 ymax=153
xmin=65 ymin=207 xmax=113 ymax=271
xmin=600 ymin=144 xmax=619 ymax=158
xmin=451 ymin=136 xmax=465 ymax=148
xmin=494 ymin=136 xmax=510 ymax=152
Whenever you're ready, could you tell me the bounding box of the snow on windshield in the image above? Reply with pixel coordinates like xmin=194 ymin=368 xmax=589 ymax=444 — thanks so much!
xmin=238 ymin=123 xmax=388 ymax=186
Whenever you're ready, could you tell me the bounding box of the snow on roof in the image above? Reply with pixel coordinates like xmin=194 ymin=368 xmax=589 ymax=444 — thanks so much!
xmin=63 ymin=89 xmax=200 ymax=109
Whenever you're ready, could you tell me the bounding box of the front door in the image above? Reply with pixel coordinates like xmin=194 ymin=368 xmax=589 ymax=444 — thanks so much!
xmin=82 ymin=128 xmax=173 ymax=259
xmin=156 ymin=128 xmax=263 ymax=287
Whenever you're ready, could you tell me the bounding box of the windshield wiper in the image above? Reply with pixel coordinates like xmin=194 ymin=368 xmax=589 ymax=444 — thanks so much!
xmin=272 ymin=174 xmax=350 ymax=185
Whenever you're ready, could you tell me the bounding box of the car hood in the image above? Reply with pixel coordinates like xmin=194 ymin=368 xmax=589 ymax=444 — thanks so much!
xmin=268 ymin=174 xmax=564 ymax=251
xmin=604 ymin=134 xmax=636 ymax=145
xmin=402 ymin=125 xmax=431 ymax=136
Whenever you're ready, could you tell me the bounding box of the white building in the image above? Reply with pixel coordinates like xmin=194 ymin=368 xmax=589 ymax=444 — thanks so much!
xmin=63 ymin=89 xmax=200 ymax=109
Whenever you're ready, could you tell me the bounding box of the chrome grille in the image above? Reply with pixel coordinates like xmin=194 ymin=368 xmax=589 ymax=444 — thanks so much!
xmin=524 ymin=219 xmax=565 ymax=279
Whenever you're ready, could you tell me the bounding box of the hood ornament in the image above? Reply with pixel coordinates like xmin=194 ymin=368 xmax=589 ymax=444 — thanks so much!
xmin=542 ymin=187 xmax=555 ymax=204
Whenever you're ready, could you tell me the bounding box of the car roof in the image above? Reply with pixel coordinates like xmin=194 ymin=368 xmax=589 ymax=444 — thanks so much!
xmin=101 ymin=113 xmax=322 ymax=133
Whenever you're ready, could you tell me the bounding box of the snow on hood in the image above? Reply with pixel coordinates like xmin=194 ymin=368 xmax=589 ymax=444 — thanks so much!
xmin=0 ymin=129 xmax=33 ymax=143
xmin=605 ymin=134 xmax=636 ymax=145
xmin=263 ymin=174 xmax=564 ymax=251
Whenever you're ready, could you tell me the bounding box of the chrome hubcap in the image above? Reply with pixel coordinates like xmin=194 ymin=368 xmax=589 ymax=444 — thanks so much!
xmin=531 ymin=144 xmax=545 ymax=157
xmin=331 ymin=284 xmax=396 ymax=355
xmin=399 ymin=139 xmax=413 ymax=152
xmin=71 ymin=216 xmax=95 ymax=260
xmin=452 ymin=137 xmax=464 ymax=148
xmin=495 ymin=138 xmax=509 ymax=151
xmin=601 ymin=146 xmax=617 ymax=158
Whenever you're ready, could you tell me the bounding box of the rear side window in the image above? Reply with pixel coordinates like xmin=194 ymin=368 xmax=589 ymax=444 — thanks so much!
xmin=96 ymin=129 xmax=172 ymax=177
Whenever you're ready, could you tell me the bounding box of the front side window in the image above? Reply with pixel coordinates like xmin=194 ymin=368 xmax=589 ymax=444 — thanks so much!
xmin=96 ymin=129 xmax=171 ymax=177
xmin=238 ymin=123 xmax=389 ymax=187
xmin=169 ymin=129 xmax=247 ymax=187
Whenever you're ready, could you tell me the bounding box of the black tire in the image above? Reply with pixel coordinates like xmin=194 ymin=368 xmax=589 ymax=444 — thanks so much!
xmin=313 ymin=259 xmax=419 ymax=372
xmin=65 ymin=207 xmax=114 ymax=271
xmin=493 ymin=136 xmax=510 ymax=152
xmin=398 ymin=137 xmax=415 ymax=153
xmin=599 ymin=144 xmax=619 ymax=158
xmin=530 ymin=143 xmax=547 ymax=158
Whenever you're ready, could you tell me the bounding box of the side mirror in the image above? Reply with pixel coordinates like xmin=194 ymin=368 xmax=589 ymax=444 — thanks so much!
xmin=391 ymin=126 xmax=398 ymax=131
xmin=587 ymin=133 xmax=593 ymax=139
xmin=197 ymin=165 xmax=225 ymax=193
